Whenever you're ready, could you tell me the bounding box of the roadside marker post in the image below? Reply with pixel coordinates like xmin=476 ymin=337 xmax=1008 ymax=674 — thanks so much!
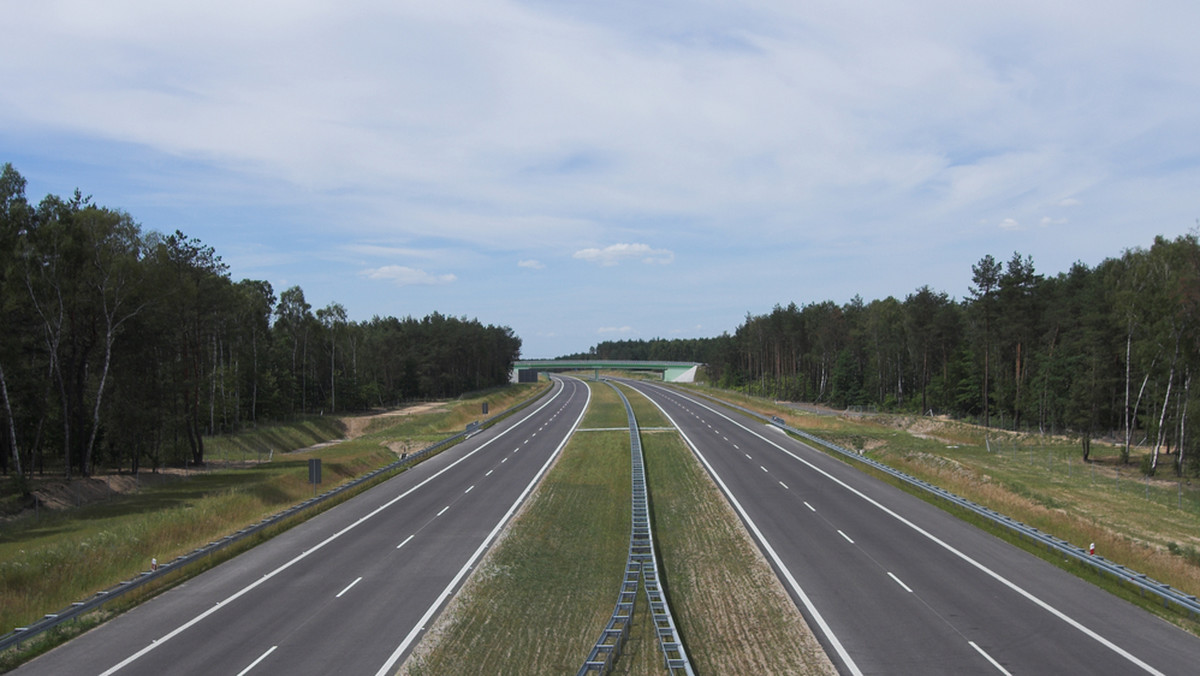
xmin=309 ymin=458 xmax=322 ymax=496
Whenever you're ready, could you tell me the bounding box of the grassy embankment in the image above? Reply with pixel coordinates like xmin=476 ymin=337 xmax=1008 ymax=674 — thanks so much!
xmin=683 ymin=385 xmax=1200 ymax=628
xmin=0 ymin=383 xmax=546 ymax=669
xmin=401 ymin=380 xmax=833 ymax=675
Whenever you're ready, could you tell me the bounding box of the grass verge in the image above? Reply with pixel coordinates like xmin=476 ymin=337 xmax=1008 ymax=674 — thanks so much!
xmin=680 ymin=385 xmax=1200 ymax=631
xmin=401 ymin=382 xmax=631 ymax=675
xmin=642 ymin=429 xmax=835 ymax=674
xmin=403 ymin=380 xmax=835 ymax=675
xmin=0 ymin=382 xmax=549 ymax=669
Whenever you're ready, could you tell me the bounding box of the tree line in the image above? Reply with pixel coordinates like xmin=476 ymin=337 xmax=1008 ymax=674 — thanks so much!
xmin=570 ymin=234 xmax=1200 ymax=477
xmin=0 ymin=163 xmax=521 ymax=480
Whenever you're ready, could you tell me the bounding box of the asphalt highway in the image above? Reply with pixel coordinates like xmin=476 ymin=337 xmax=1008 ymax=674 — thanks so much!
xmin=15 ymin=376 xmax=590 ymax=676
xmin=622 ymin=380 xmax=1200 ymax=676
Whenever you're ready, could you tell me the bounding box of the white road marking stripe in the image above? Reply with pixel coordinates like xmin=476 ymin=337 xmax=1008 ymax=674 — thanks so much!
xmin=465 ymin=485 xmax=474 ymax=494
xmin=969 ymin=641 xmax=1013 ymax=675
xmin=760 ymin=465 xmax=769 ymax=473
xmin=804 ymin=501 xmax=816 ymax=511
xmin=336 ymin=577 xmax=362 ymax=598
xmin=838 ymin=530 xmax=855 ymax=544
xmin=779 ymin=481 xmax=789 ymax=489
xmin=373 ymin=378 xmax=592 ymax=676
xmin=661 ymin=385 xmax=1166 ymax=676
xmin=97 ymin=378 xmax=575 ymax=676
xmin=485 ymin=470 xmax=493 ymax=476
xmin=436 ymin=506 xmax=449 ymax=517
xmin=745 ymin=453 xmax=752 ymax=459
xmin=888 ymin=572 xmax=913 ymax=593
xmin=630 ymin=388 xmax=864 ymax=676
xmin=236 ymin=646 xmax=277 ymax=676
xmin=396 ymin=535 xmax=414 ymax=549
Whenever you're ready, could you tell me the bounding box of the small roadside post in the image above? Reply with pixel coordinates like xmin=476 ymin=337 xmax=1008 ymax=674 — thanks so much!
xmin=309 ymin=458 xmax=322 ymax=496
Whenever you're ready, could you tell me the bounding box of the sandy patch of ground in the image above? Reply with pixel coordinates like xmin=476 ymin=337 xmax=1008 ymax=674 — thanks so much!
xmin=343 ymin=402 xmax=447 ymax=439
xmin=12 ymin=404 xmax=449 ymax=515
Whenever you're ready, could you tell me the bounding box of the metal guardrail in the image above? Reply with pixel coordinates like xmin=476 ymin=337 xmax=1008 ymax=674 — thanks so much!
xmin=579 ymin=381 xmax=694 ymax=676
xmin=674 ymin=385 xmax=1200 ymax=622
xmin=0 ymin=384 xmax=552 ymax=653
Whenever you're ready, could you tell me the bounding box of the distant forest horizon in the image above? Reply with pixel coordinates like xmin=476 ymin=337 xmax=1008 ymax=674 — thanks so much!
xmin=562 ymin=231 xmax=1200 ymax=477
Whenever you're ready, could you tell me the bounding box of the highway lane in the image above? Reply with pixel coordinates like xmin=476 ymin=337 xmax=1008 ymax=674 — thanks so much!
xmin=623 ymin=380 xmax=1200 ymax=676
xmin=16 ymin=376 xmax=590 ymax=676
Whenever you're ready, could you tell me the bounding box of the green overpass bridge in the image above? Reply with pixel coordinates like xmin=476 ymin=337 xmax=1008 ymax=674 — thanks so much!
xmin=511 ymin=360 xmax=701 ymax=383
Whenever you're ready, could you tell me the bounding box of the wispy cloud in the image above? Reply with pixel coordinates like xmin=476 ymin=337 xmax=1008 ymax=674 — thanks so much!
xmin=597 ymin=326 xmax=635 ymax=335
xmin=361 ymin=265 xmax=457 ymax=286
xmin=574 ymin=243 xmax=674 ymax=266
xmin=4 ymin=1 xmax=1199 ymax=358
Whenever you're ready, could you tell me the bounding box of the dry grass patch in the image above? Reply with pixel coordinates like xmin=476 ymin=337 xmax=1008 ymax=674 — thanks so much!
xmin=401 ymin=389 xmax=632 ymax=675
xmin=643 ymin=431 xmax=836 ymax=675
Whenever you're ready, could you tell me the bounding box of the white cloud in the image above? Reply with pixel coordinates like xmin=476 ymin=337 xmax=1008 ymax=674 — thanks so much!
xmin=999 ymin=218 xmax=1022 ymax=231
xmin=597 ymin=326 xmax=635 ymax=334
xmin=361 ymin=265 xmax=456 ymax=286
xmin=518 ymin=259 xmax=545 ymax=269
xmin=573 ymin=243 xmax=674 ymax=266
xmin=1040 ymin=216 xmax=1068 ymax=227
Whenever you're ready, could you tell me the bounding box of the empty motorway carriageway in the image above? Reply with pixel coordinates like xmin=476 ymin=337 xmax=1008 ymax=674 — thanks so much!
xmin=12 ymin=376 xmax=1200 ymax=675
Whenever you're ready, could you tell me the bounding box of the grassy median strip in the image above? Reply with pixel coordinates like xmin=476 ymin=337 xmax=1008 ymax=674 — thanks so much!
xmin=402 ymin=381 xmax=632 ymax=675
xmin=404 ymin=380 xmax=836 ymax=675
xmin=641 ymin=430 xmax=836 ymax=674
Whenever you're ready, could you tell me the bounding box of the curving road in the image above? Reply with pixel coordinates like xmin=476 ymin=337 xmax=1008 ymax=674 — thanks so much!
xmin=15 ymin=376 xmax=590 ymax=676
xmin=622 ymin=380 xmax=1200 ymax=676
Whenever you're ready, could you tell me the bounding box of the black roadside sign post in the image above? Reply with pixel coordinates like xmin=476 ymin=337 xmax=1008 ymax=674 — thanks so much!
xmin=309 ymin=458 xmax=322 ymax=496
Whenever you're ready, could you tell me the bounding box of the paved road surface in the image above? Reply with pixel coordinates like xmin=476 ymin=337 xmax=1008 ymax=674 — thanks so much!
xmin=623 ymin=380 xmax=1200 ymax=676
xmin=16 ymin=377 xmax=589 ymax=676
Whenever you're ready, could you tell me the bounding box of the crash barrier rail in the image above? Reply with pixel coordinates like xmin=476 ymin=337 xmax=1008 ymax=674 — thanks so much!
xmin=673 ymin=385 xmax=1200 ymax=622
xmin=0 ymin=381 xmax=554 ymax=653
xmin=578 ymin=381 xmax=694 ymax=676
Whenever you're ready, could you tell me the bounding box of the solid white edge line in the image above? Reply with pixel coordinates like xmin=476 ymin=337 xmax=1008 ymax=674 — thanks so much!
xmin=660 ymin=384 xmax=1166 ymax=676
xmin=98 ymin=378 xmax=571 ymax=676
xmin=887 ymin=572 xmax=913 ymax=593
xmin=629 ymin=385 xmax=865 ymax=676
xmin=336 ymin=577 xmax=363 ymax=598
xmin=371 ymin=377 xmax=592 ymax=676
xmin=969 ymin=641 xmax=1013 ymax=675
xmin=235 ymin=645 xmax=277 ymax=676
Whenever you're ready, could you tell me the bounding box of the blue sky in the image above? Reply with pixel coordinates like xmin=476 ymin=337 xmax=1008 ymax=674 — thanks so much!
xmin=3 ymin=1 xmax=1199 ymax=358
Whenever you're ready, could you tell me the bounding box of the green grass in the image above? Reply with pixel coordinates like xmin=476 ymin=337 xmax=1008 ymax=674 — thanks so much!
xmin=204 ymin=416 xmax=347 ymax=462
xmin=0 ymin=444 xmax=396 ymax=641
xmin=642 ymin=430 xmax=834 ymax=674
xmin=403 ymin=382 xmax=632 ymax=675
xmin=404 ymin=380 xmax=834 ymax=675
xmin=678 ymin=384 xmax=1200 ymax=628
xmin=0 ymin=382 xmax=550 ymax=667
